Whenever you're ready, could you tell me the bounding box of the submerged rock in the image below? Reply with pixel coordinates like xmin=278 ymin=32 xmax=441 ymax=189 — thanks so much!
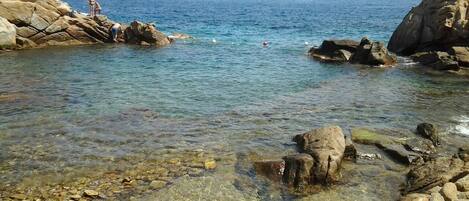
xmin=293 ymin=126 xmax=345 ymax=183
xmin=411 ymin=52 xmax=460 ymax=71
xmin=309 ymin=37 xmax=396 ymax=66
xmin=253 ymin=160 xmax=285 ymax=182
xmin=282 ymin=154 xmax=314 ymax=188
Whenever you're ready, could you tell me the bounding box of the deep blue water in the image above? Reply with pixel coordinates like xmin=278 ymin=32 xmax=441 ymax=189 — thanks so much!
xmin=1 ymin=0 xmax=469 ymax=200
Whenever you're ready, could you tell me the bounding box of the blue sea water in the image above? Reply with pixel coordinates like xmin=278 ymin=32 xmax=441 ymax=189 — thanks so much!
xmin=1 ymin=0 xmax=469 ymax=200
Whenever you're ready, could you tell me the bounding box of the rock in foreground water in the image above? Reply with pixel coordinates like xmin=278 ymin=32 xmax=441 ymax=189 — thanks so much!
xmin=282 ymin=154 xmax=315 ymax=188
xmin=293 ymin=126 xmax=346 ymax=184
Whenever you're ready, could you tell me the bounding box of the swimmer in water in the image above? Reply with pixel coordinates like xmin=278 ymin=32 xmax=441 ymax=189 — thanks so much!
xmin=263 ymin=41 xmax=269 ymax=47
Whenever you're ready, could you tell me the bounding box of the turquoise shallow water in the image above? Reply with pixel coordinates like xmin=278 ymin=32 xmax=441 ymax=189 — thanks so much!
xmin=1 ymin=0 xmax=469 ymax=200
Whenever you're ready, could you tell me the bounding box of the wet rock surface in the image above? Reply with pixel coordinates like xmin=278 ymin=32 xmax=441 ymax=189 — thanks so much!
xmin=124 ymin=21 xmax=172 ymax=47
xmin=416 ymin=123 xmax=441 ymax=146
xmin=282 ymin=154 xmax=315 ymax=188
xmin=309 ymin=37 xmax=397 ymax=66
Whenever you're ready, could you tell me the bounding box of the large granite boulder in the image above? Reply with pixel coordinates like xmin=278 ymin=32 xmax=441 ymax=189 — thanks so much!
xmin=388 ymin=0 xmax=469 ymax=55
xmin=124 ymin=21 xmax=172 ymax=47
xmin=309 ymin=37 xmax=396 ymax=66
xmin=293 ymin=126 xmax=346 ymax=184
xmin=388 ymin=0 xmax=469 ymax=70
xmin=0 ymin=16 xmax=16 ymax=49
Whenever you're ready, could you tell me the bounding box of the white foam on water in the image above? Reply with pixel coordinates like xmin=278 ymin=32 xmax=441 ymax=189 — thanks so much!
xmin=450 ymin=115 xmax=469 ymax=136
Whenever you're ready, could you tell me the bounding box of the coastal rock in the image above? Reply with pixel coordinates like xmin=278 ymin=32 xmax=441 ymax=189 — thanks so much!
xmin=416 ymin=123 xmax=441 ymax=146
xmin=350 ymin=37 xmax=397 ymax=66
xmin=0 ymin=17 xmax=16 ymax=49
xmin=430 ymin=193 xmax=445 ymax=201
xmin=411 ymin=52 xmax=460 ymax=71
xmin=441 ymin=183 xmax=458 ymax=201
xmin=253 ymin=160 xmax=285 ymax=181
xmin=0 ymin=0 xmax=171 ymax=50
xmin=456 ymin=175 xmax=469 ymax=192
xmin=388 ymin=0 xmax=469 ymax=55
xmin=344 ymin=136 xmax=358 ymax=161
xmin=124 ymin=21 xmax=172 ymax=47
xmin=449 ymin=47 xmax=469 ymax=67
xmin=351 ymin=128 xmax=402 ymax=146
xmin=404 ymin=138 xmax=435 ymax=155
xmin=293 ymin=126 xmax=345 ymax=183
xmin=282 ymin=154 xmax=314 ymax=188
xmin=400 ymin=193 xmax=430 ymax=201
xmin=309 ymin=37 xmax=396 ymax=66
xmin=459 ymin=147 xmax=469 ymax=162
xmin=377 ymin=143 xmax=421 ymax=164
xmin=308 ymin=40 xmax=359 ymax=62
xmin=405 ymin=156 xmax=466 ymax=193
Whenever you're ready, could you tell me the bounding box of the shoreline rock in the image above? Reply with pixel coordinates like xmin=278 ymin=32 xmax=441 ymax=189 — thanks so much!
xmin=309 ymin=37 xmax=397 ymax=66
xmin=388 ymin=0 xmax=469 ymax=71
xmin=0 ymin=0 xmax=172 ymax=50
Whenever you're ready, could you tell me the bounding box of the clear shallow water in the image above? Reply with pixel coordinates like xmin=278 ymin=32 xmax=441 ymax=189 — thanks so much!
xmin=1 ymin=0 xmax=469 ymax=200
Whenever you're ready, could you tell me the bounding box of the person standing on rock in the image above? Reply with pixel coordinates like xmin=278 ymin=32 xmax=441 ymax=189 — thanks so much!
xmin=95 ymin=1 xmax=102 ymax=16
xmin=88 ymin=0 xmax=96 ymax=17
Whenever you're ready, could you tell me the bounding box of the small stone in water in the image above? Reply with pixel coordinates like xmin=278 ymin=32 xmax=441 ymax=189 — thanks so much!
xmin=149 ymin=180 xmax=167 ymax=189
xmin=204 ymin=159 xmax=217 ymax=170
xmin=83 ymin=189 xmax=99 ymax=197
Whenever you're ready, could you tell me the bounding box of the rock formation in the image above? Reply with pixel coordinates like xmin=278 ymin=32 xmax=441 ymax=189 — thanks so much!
xmin=388 ymin=0 xmax=469 ymax=70
xmin=309 ymin=37 xmax=397 ymax=66
xmin=293 ymin=126 xmax=346 ymax=184
xmin=0 ymin=0 xmax=172 ymax=50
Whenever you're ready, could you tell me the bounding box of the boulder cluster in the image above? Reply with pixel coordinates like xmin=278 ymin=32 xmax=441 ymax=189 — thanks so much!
xmin=309 ymin=37 xmax=397 ymax=66
xmin=388 ymin=0 xmax=469 ymax=71
xmin=0 ymin=0 xmax=172 ymax=50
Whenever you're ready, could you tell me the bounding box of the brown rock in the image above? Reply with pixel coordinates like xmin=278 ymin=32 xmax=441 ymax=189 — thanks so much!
xmin=400 ymin=193 xmax=430 ymax=201
xmin=456 ymin=175 xmax=469 ymax=192
xmin=405 ymin=156 xmax=466 ymax=193
xmin=416 ymin=123 xmax=441 ymax=146
xmin=45 ymin=17 xmax=70 ymax=33
xmin=293 ymin=126 xmax=346 ymax=183
xmin=449 ymin=47 xmax=469 ymax=67
xmin=16 ymin=26 xmax=38 ymax=38
xmin=388 ymin=0 xmax=469 ymax=55
xmin=253 ymin=160 xmax=285 ymax=181
xmin=282 ymin=153 xmax=314 ymax=188
xmin=440 ymin=182 xmax=458 ymax=201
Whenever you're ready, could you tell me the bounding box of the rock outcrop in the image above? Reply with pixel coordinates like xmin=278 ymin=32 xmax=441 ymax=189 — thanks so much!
xmin=293 ymin=126 xmax=346 ymax=184
xmin=0 ymin=16 xmax=16 ymax=49
xmin=388 ymin=0 xmax=469 ymax=70
xmin=0 ymin=0 xmax=172 ymax=50
xmin=124 ymin=21 xmax=172 ymax=47
xmin=309 ymin=37 xmax=397 ymax=66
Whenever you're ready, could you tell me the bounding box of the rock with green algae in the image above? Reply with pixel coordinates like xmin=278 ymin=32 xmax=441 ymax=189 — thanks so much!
xmin=351 ymin=128 xmax=405 ymax=146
